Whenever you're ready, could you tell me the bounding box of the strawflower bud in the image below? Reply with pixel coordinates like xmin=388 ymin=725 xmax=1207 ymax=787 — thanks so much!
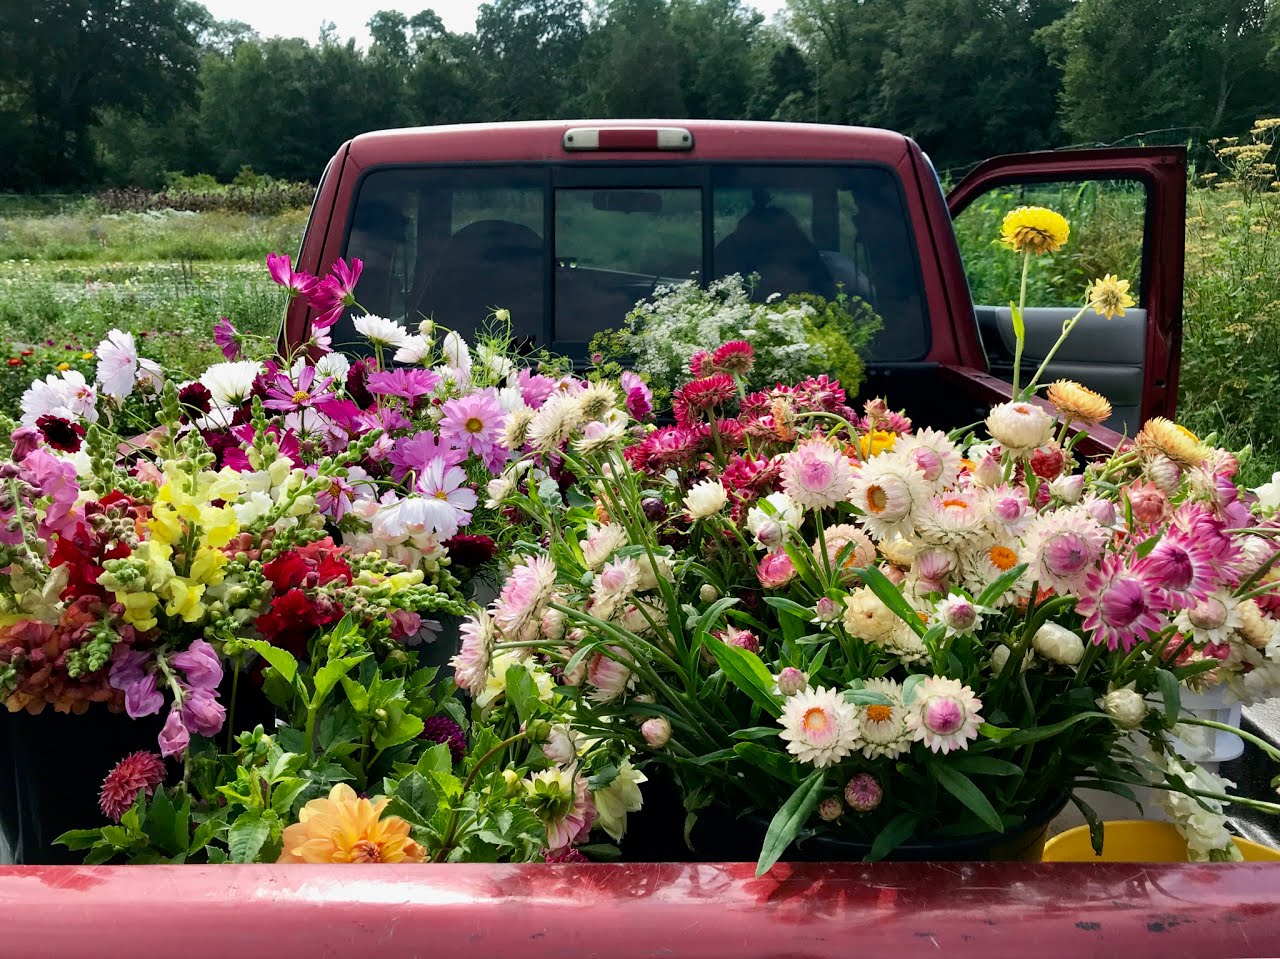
xmin=844 ymin=773 xmax=883 ymax=812
xmin=819 ymin=797 xmax=844 ymax=822
xmin=641 ymin=717 xmax=671 ymax=748
xmin=775 ymin=667 xmax=808 ymax=696
xmin=1101 ymin=687 xmax=1148 ymax=730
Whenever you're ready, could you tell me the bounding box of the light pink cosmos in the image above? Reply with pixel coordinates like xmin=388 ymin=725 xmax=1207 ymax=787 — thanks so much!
xmin=367 ymin=367 xmax=441 ymax=404
xmin=439 ymin=389 xmax=505 ymax=463
xmin=1077 ymin=553 xmax=1167 ymax=651
xmin=757 ymin=550 xmax=798 ymax=589
xmin=416 ymin=457 xmax=478 ymax=524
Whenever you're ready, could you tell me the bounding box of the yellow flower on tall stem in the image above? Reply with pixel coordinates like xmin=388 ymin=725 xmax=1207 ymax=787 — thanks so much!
xmin=278 ymin=783 xmax=425 ymax=863
xmin=1086 ymin=274 xmax=1136 ymax=320
xmin=999 ymin=206 xmax=1070 ymax=396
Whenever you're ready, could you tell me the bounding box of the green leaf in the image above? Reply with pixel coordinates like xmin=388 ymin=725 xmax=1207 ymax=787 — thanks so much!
xmin=313 ymin=654 xmax=370 ymax=708
xmin=694 ymin=597 xmax=741 ymax=643
xmin=868 ymin=812 xmax=920 ymax=862
xmin=228 ymin=811 xmax=272 ymax=864
xmin=733 ymin=742 xmax=801 ymax=785
xmin=385 ymin=771 xmax=440 ymax=828
xmin=931 ymin=763 xmax=1003 ymax=832
xmin=856 ymin=565 xmax=926 ymax=636
xmin=1155 ymin=668 xmax=1181 ymax=722
xmin=189 ymin=816 xmax=225 ymax=855
xmin=373 ymin=712 xmax=426 ymax=752
xmin=731 ymin=726 xmax=780 ymax=741
xmin=1134 ymin=531 xmax=1164 ymax=560
xmin=756 ymin=770 xmax=825 ymax=877
xmin=270 ymin=779 xmax=310 ymax=817
xmin=978 ymin=722 xmax=1016 ymax=740
xmin=706 ymin=637 xmax=782 ymax=718
xmin=976 ymin=563 xmax=1030 ymax=608
xmin=684 ymin=747 xmax=740 ymax=766
xmin=563 ymin=642 xmax=599 ymax=679
xmin=947 ymin=755 xmax=1024 ymax=777
xmin=763 ymin=597 xmax=813 ymax=620
xmin=415 ymin=742 xmax=455 ymax=776
xmin=504 ymin=662 xmax=541 ymax=725
xmin=340 ymin=676 xmax=370 ymax=712
xmin=843 ymin=688 xmax=895 ymax=706
xmin=54 ymin=829 xmax=106 ymax=851
xmin=901 ymin=673 xmax=926 ymax=705
xmin=242 ymin=639 xmax=300 ymax=689
xmin=1069 ymin=793 xmax=1104 ymax=856
xmin=1009 ymin=300 xmax=1025 ymax=342
xmin=981 ymin=711 xmax=1108 ymax=748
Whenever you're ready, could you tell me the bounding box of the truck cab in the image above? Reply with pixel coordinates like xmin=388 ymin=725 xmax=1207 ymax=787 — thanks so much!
xmin=286 ymin=120 xmax=1186 ymax=448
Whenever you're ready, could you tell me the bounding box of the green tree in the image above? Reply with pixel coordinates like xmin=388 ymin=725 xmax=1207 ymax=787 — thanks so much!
xmin=669 ymin=0 xmax=764 ymax=118
xmin=474 ymin=0 xmax=589 ymax=119
xmin=584 ymin=0 xmax=687 ymax=117
xmin=0 ymin=0 xmax=204 ymax=187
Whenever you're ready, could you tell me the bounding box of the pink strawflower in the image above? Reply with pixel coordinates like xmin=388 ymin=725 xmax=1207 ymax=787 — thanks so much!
xmin=1022 ymin=508 xmax=1108 ymax=594
xmin=439 ymin=390 xmax=505 ymax=461
xmin=672 ymin=374 xmax=736 ymax=424
xmin=906 ymin=676 xmax=982 ymax=754
xmin=717 ymin=625 xmax=760 ymax=654
xmin=689 ymin=350 xmax=712 ymax=376
xmin=213 ymin=317 xmax=241 ymax=360
xmin=781 ymin=438 xmax=853 ymax=510
xmin=367 ymin=367 xmax=441 ymax=404
xmin=587 ymin=647 xmax=634 ymax=703
xmin=99 ymin=751 xmax=166 ymax=822
xmin=757 ymin=549 xmax=798 ymax=588
xmin=712 ymin=340 xmax=755 ymax=375
xmin=1077 ymin=553 xmax=1167 ymax=651
xmin=451 ymin=610 xmax=495 ymax=695
xmin=844 ymin=773 xmax=883 ymax=812
xmin=1125 ymin=481 xmax=1168 ymax=525
xmin=1134 ymin=531 xmax=1216 ymax=609
xmin=266 ymin=252 xmax=318 ymax=300
xmin=493 ymin=554 xmax=559 ymax=643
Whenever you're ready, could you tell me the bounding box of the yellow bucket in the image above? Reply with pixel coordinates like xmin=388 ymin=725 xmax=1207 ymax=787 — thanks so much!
xmin=1043 ymin=820 xmax=1280 ymax=862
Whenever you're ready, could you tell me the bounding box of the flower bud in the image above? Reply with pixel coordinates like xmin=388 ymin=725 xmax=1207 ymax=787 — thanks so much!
xmin=813 ymin=597 xmax=840 ymax=624
xmin=1050 ymin=474 xmax=1084 ymax=504
xmin=1032 ymin=621 xmax=1085 ymax=666
xmin=990 ymin=644 xmax=1011 ymax=674
xmin=844 ymin=773 xmax=883 ymax=812
xmin=754 ymin=519 xmax=784 ymax=550
xmin=523 ymin=718 xmax=552 ymax=744
xmin=775 ymin=667 xmax=808 ymax=696
xmin=699 ymin=583 xmax=719 ymax=603
xmin=818 ymin=797 xmax=844 ymax=822
xmin=1031 ymin=445 xmax=1066 ymax=481
xmin=542 ymin=725 xmax=578 ymax=765
xmin=419 ymin=318 xmax=435 ymax=337
xmin=1148 ymin=455 xmax=1182 ymax=495
xmin=974 ymin=453 xmax=1003 ymax=488
xmin=502 ymin=769 xmax=521 ymax=797
xmin=641 ymin=716 xmax=671 ymax=748
xmin=1101 ymin=688 xmax=1148 ymax=729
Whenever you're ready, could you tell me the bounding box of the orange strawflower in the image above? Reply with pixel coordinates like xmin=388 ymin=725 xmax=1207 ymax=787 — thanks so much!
xmin=278 ymin=783 xmax=425 ymax=864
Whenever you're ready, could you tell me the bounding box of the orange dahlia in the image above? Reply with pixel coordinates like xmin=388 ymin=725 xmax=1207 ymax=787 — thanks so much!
xmin=278 ymin=783 xmax=425 ymax=864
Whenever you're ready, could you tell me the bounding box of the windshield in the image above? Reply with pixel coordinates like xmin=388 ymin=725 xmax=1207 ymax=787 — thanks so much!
xmin=331 ymin=164 xmax=927 ymax=362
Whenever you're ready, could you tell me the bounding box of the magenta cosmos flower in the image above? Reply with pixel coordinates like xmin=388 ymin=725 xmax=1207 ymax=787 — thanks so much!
xmin=266 ymin=252 xmax=318 ymax=300
xmin=389 ymin=431 xmax=467 ymax=482
xmin=263 ymin=364 xmax=344 ymax=416
xmin=306 ymin=256 xmax=363 ymax=328
xmin=439 ymin=389 xmax=506 ymax=464
xmin=367 ymin=367 xmax=441 ymax=405
xmin=213 ymin=317 xmax=240 ymax=360
xmin=1077 ymin=553 xmax=1168 ymax=651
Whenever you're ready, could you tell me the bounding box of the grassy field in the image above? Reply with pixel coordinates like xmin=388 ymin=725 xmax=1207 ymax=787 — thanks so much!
xmin=1 ymin=178 xmax=1276 ymax=486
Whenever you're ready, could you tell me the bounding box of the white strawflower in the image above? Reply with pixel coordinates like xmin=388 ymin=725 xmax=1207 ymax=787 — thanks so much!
xmin=353 ymin=314 xmax=412 ymax=349
xmin=1099 ymin=686 xmax=1148 ymax=729
xmin=580 ymin=522 xmax=628 ymax=570
xmin=574 ymin=412 xmax=628 ymax=454
xmin=393 ymin=333 xmax=432 ymax=365
xmin=94 ymin=328 xmax=141 ymax=398
xmin=894 ymin=427 xmax=962 ymax=491
xmin=906 ymin=676 xmax=983 ymax=754
xmin=985 ymin=401 xmax=1054 ymax=455
xmin=634 ymin=551 xmax=674 ymax=592
xmin=200 ymin=361 xmax=262 ymax=407
xmin=935 ymin=593 xmax=983 ymax=636
xmin=684 ymin=479 xmax=728 ymax=520
xmin=527 ymin=392 xmax=584 ymax=452
xmin=1173 ymin=591 xmax=1242 ymax=647
xmin=1032 ymin=621 xmax=1085 ymax=665
xmin=856 ymin=678 xmax=911 ymax=759
xmin=781 ymin=437 xmax=854 ymax=510
xmin=778 ymin=686 xmax=859 ymax=768
xmin=842 ymin=586 xmax=900 ymax=646
xmin=574 ymin=380 xmax=619 ymax=421
xmin=747 ymin=492 xmax=804 ymax=544
xmin=848 ymin=450 xmax=931 ymax=541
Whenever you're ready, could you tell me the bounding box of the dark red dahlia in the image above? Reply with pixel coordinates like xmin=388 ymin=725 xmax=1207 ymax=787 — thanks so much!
xmin=35 ymin=414 xmax=85 ymax=453
xmin=443 ymin=533 xmax=497 ymax=571
xmin=420 ymin=715 xmax=467 ymax=764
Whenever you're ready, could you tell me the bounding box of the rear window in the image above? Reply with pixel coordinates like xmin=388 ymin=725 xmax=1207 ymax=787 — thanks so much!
xmin=332 ymin=164 xmax=927 ymax=362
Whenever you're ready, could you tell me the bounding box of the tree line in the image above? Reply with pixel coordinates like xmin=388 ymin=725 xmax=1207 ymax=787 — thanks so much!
xmin=3 ymin=0 xmax=1280 ymax=191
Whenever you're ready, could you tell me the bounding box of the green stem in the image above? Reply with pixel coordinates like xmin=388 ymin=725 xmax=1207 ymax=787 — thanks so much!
xmin=436 ymin=731 xmax=527 ymax=861
xmin=1179 ymin=717 xmax=1280 ymax=763
xmin=1012 ymin=250 xmax=1030 ymax=396
xmin=225 ymin=658 xmax=241 ymax=753
xmin=1025 ymin=307 xmax=1088 ymax=397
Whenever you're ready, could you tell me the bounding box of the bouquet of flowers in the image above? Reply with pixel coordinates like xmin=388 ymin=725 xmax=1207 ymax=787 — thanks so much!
xmin=589 ymin=273 xmax=880 ymax=405
xmin=468 ymin=209 xmax=1280 ymax=871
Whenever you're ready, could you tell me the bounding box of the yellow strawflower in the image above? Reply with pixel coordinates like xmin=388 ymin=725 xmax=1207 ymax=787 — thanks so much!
xmin=857 ymin=429 xmax=897 ymax=458
xmin=1086 ymin=274 xmax=1136 ymax=320
xmin=1000 ymin=206 xmax=1070 ymax=255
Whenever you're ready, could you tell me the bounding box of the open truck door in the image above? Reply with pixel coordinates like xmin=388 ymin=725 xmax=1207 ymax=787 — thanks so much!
xmin=947 ymin=147 xmax=1186 ymax=435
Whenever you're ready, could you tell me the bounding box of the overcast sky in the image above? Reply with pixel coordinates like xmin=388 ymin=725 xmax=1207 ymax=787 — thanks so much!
xmin=200 ymin=0 xmax=790 ymax=46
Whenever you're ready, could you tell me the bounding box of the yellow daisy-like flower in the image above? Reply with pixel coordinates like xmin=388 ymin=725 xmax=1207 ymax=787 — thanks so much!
xmin=1000 ymin=206 xmax=1070 ymax=255
xmin=857 ymin=429 xmax=898 ymax=458
xmin=1087 ymin=274 xmax=1136 ymax=320
xmin=278 ymin=784 xmax=425 ymax=864
xmin=1046 ymin=379 xmax=1113 ymax=426
xmin=1135 ymin=417 xmax=1208 ymax=468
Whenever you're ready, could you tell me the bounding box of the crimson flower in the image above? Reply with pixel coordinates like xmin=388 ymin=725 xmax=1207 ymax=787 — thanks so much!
xmin=35 ymin=414 xmax=85 ymax=453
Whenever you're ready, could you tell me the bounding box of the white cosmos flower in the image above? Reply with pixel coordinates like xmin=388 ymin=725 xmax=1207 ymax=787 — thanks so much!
xmin=200 ymin=360 xmax=262 ymax=407
xmin=20 ymin=369 xmax=100 ymax=425
xmin=442 ymin=331 xmax=472 ymax=385
xmin=1253 ymin=471 xmax=1280 ymax=513
xmin=353 ymin=314 xmax=412 ymax=350
xmin=393 ymin=333 xmax=433 ymax=365
xmin=297 ymin=352 xmax=351 ymax=382
xmin=94 ymin=329 xmax=140 ymax=398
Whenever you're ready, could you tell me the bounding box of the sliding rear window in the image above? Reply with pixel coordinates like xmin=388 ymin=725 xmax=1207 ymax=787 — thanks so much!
xmin=334 ymin=163 xmax=927 ymax=362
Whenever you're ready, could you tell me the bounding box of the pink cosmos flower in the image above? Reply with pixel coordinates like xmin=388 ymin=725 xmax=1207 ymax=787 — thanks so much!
xmin=367 ymin=367 xmax=441 ymax=405
xmin=1077 ymin=553 xmax=1167 ymax=651
xmin=620 ymin=371 xmax=652 ymax=420
xmin=439 ymin=389 xmax=506 ymax=463
xmin=415 ymin=457 xmax=478 ymax=526
xmin=263 ymin=364 xmax=343 ymax=416
xmin=306 ymin=256 xmax=362 ymax=327
xmin=515 ymin=369 xmax=557 ymax=409
xmin=389 ymin=432 xmax=467 ymax=483
xmin=757 ymin=550 xmax=798 ymax=588
xmin=213 ymin=317 xmax=241 ymax=360
xmin=266 ymin=252 xmax=318 ymax=300
xmin=316 ymin=465 xmax=373 ymax=521
xmin=95 ymin=329 xmax=143 ymax=398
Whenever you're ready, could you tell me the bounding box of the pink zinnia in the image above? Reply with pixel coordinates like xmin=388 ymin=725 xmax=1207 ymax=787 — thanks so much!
xmin=266 ymin=252 xmax=318 ymax=300
xmin=439 ymin=390 xmax=504 ymax=460
xmin=1077 ymin=553 xmax=1167 ymax=651
xmin=99 ymin=751 xmax=167 ymax=822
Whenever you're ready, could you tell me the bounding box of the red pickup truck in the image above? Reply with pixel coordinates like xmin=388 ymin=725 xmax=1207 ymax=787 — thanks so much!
xmin=284 ymin=120 xmax=1187 ymax=451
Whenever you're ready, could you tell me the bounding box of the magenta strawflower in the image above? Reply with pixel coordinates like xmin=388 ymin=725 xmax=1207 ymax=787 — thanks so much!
xmin=672 ymin=373 xmax=735 ymax=423
xmin=712 ymin=340 xmax=755 ymax=375
xmin=439 ymin=389 xmax=505 ymax=461
xmin=1077 ymin=553 xmax=1167 ymax=651
xmin=213 ymin=316 xmax=241 ymax=360
xmin=99 ymin=751 xmax=166 ymax=822
xmin=844 ymin=773 xmax=883 ymax=812
xmin=1134 ymin=530 xmax=1216 ymax=609
xmin=620 ymin=371 xmax=653 ymax=420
